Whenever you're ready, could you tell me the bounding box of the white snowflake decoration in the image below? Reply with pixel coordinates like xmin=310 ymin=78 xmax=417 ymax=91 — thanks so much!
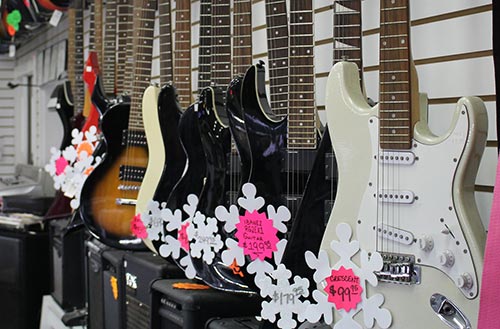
xmin=139 ymin=194 xmax=200 ymax=279
xmin=45 ymin=126 xmax=101 ymax=209
xmin=304 ymin=223 xmax=392 ymax=329
xmin=215 ymin=183 xmax=311 ymax=329
xmin=187 ymin=210 xmax=224 ymax=265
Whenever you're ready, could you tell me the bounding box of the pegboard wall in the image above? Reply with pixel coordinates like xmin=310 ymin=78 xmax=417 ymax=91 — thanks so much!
xmin=7 ymin=0 xmax=497 ymax=228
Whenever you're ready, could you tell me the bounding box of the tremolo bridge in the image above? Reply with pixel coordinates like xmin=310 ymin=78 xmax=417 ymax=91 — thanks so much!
xmin=376 ymin=252 xmax=421 ymax=285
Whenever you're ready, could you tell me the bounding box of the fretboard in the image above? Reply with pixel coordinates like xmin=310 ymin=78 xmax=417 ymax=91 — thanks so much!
xmin=289 ymin=0 xmax=316 ymax=149
xmin=158 ymin=0 xmax=173 ymax=83
xmin=379 ymin=0 xmax=412 ymax=150
xmin=103 ymin=0 xmax=117 ymax=95
xmin=211 ymin=0 xmax=232 ymax=87
xmin=94 ymin=0 xmax=103 ymax=60
xmin=197 ymin=0 xmax=212 ymax=92
xmin=174 ymin=0 xmax=192 ymax=108
xmin=67 ymin=2 xmax=85 ymax=115
xmin=264 ymin=0 xmax=289 ymax=118
xmin=116 ymin=0 xmax=133 ymax=94
xmin=128 ymin=0 xmax=156 ymax=131
xmin=334 ymin=0 xmax=362 ymax=72
xmin=233 ymin=0 xmax=252 ymax=76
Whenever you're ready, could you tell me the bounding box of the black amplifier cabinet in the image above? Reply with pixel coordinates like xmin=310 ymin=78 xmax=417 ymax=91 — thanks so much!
xmin=49 ymin=215 xmax=87 ymax=311
xmin=150 ymin=279 xmax=262 ymax=329
xmin=102 ymin=249 xmax=127 ymax=329
xmin=205 ymin=317 xmax=260 ymax=329
xmin=0 ymin=223 xmax=50 ymax=329
xmin=123 ymin=252 xmax=184 ymax=329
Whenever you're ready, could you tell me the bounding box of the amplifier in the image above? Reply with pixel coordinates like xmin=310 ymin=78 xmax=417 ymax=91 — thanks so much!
xmin=49 ymin=215 xmax=86 ymax=311
xmin=85 ymin=238 xmax=110 ymax=329
xmin=0 ymin=225 xmax=49 ymax=329
xmin=206 ymin=318 xmax=331 ymax=329
xmin=150 ymin=279 xmax=261 ymax=329
xmin=123 ymin=252 xmax=184 ymax=329
xmin=102 ymin=249 xmax=127 ymax=329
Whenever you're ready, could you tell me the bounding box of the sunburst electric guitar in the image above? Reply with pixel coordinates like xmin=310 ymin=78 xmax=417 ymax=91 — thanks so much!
xmin=319 ymin=1 xmax=487 ymax=328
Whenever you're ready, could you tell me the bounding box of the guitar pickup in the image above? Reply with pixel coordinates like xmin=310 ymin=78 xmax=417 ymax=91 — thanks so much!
xmin=376 ymin=225 xmax=414 ymax=246
xmin=379 ymin=151 xmax=415 ymax=165
xmin=121 ymin=129 xmax=147 ymax=147
xmin=119 ymin=165 xmax=146 ymax=182
xmin=378 ymin=190 xmax=415 ymax=204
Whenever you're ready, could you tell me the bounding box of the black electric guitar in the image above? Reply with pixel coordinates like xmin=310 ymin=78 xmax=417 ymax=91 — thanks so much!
xmin=281 ymin=0 xmax=364 ymax=292
xmin=45 ymin=0 xmax=86 ymax=220
xmin=79 ymin=0 xmax=156 ymax=249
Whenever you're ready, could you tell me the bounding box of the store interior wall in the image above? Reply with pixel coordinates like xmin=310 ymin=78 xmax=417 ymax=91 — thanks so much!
xmin=0 ymin=0 xmax=495 ymax=228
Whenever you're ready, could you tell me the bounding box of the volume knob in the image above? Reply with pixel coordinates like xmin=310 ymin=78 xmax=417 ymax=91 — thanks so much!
xmin=438 ymin=250 xmax=455 ymax=268
xmin=456 ymin=273 xmax=473 ymax=290
xmin=418 ymin=235 xmax=434 ymax=252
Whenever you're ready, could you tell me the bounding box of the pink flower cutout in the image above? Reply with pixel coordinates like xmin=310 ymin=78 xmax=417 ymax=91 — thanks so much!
xmin=235 ymin=210 xmax=279 ymax=261
xmin=55 ymin=156 xmax=68 ymax=175
xmin=130 ymin=213 xmax=148 ymax=239
xmin=178 ymin=221 xmax=190 ymax=251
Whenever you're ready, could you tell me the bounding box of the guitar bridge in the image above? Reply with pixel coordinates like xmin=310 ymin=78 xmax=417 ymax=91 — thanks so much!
xmin=376 ymin=252 xmax=421 ymax=285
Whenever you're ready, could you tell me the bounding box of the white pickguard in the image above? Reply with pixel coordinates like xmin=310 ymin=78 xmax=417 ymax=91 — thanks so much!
xmin=136 ymin=85 xmax=162 ymax=253
xmin=321 ymin=62 xmax=487 ymax=328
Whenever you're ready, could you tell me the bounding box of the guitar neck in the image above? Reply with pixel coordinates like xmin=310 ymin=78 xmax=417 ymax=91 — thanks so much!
xmin=128 ymin=0 xmax=157 ymax=131
xmin=197 ymin=0 xmax=212 ymax=92
xmin=233 ymin=0 xmax=252 ymax=76
xmin=289 ymin=0 xmax=316 ymax=150
xmin=116 ymin=0 xmax=133 ymax=94
xmin=67 ymin=2 xmax=85 ymax=115
xmin=264 ymin=0 xmax=289 ymax=118
xmin=174 ymin=0 xmax=192 ymax=108
xmin=379 ymin=0 xmax=413 ymax=150
xmin=93 ymin=0 xmax=104 ymax=60
xmin=103 ymin=0 xmax=117 ymax=95
xmin=211 ymin=0 xmax=232 ymax=87
xmin=333 ymin=0 xmax=363 ymax=77
xmin=158 ymin=0 xmax=173 ymax=84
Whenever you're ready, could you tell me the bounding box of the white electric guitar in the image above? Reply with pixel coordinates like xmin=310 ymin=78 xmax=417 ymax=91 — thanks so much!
xmin=320 ymin=1 xmax=487 ymax=328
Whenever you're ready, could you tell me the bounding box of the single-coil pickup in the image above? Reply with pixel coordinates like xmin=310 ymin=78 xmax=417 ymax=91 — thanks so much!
xmin=378 ymin=190 xmax=415 ymax=204
xmin=379 ymin=151 xmax=415 ymax=165
xmin=376 ymin=225 xmax=414 ymax=246
xmin=121 ymin=129 xmax=147 ymax=147
xmin=119 ymin=165 xmax=146 ymax=182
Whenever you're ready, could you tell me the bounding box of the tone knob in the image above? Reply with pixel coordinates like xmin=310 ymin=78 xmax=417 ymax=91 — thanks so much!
xmin=456 ymin=273 xmax=473 ymax=290
xmin=438 ymin=250 xmax=455 ymax=267
xmin=418 ymin=235 xmax=434 ymax=252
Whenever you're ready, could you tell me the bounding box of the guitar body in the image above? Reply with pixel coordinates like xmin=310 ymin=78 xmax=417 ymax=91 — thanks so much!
xmin=35 ymin=0 xmax=70 ymax=11
xmin=79 ymin=101 xmax=147 ymax=249
xmin=152 ymin=84 xmax=186 ymax=203
xmin=321 ymin=62 xmax=487 ymax=328
xmin=52 ymin=80 xmax=74 ymax=149
xmin=240 ymin=63 xmax=287 ymax=209
xmin=191 ymin=86 xmax=259 ymax=293
xmin=281 ymin=127 xmax=334 ymax=288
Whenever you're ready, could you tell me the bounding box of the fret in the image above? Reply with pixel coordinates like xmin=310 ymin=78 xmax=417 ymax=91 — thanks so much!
xmin=211 ymin=0 xmax=231 ymax=86
xmin=380 ymin=21 xmax=408 ymax=26
xmin=174 ymin=0 xmax=192 ymax=107
xmin=198 ymin=0 xmax=212 ymax=91
xmin=103 ymin=0 xmax=117 ymax=95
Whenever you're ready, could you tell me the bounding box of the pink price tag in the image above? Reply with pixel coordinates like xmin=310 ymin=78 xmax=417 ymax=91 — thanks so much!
xmin=324 ymin=266 xmax=363 ymax=312
xmin=178 ymin=222 xmax=190 ymax=251
xmin=130 ymin=214 xmax=148 ymax=239
xmin=235 ymin=210 xmax=279 ymax=261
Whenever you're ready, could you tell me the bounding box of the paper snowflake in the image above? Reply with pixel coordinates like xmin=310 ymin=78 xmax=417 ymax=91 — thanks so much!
xmin=304 ymin=223 xmax=392 ymax=329
xmin=187 ymin=210 xmax=224 ymax=265
xmin=139 ymin=194 xmax=199 ymax=279
xmin=45 ymin=126 xmax=101 ymax=209
xmin=215 ymin=183 xmax=312 ymax=328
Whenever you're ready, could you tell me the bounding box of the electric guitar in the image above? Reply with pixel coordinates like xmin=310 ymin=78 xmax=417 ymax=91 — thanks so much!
xmin=320 ymin=1 xmax=487 ymax=327
xmin=45 ymin=0 xmax=86 ymax=220
xmin=136 ymin=0 xmax=184 ymax=253
xmin=79 ymin=0 xmax=156 ymax=249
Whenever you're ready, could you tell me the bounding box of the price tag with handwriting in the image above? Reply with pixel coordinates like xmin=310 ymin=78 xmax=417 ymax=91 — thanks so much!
xmin=235 ymin=210 xmax=279 ymax=261
xmin=324 ymin=266 xmax=363 ymax=312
